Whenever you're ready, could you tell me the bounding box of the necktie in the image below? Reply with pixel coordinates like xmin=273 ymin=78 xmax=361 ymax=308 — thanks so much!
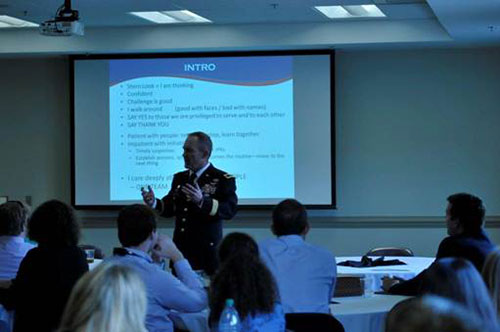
xmin=188 ymin=172 xmax=197 ymax=185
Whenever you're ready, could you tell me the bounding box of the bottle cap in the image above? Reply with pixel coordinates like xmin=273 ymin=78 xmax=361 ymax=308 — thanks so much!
xmin=225 ymin=298 xmax=234 ymax=306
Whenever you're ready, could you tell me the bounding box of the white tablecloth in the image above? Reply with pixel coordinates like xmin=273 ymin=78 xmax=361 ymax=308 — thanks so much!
xmin=88 ymin=258 xmax=103 ymax=270
xmin=332 ymin=294 xmax=409 ymax=332
xmin=170 ymin=257 xmax=432 ymax=332
xmin=170 ymin=294 xmax=410 ymax=332
xmin=337 ymin=256 xmax=434 ymax=292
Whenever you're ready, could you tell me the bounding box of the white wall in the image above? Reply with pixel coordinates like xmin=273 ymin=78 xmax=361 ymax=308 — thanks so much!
xmin=2 ymin=49 xmax=500 ymax=257
xmin=334 ymin=48 xmax=500 ymax=216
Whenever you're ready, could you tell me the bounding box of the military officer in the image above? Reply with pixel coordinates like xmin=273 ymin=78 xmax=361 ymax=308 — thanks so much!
xmin=142 ymin=131 xmax=238 ymax=275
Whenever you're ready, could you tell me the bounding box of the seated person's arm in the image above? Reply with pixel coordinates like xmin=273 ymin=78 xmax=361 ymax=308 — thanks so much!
xmin=385 ymin=269 xmax=427 ymax=296
xmin=152 ymin=235 xmax=208 ymax=312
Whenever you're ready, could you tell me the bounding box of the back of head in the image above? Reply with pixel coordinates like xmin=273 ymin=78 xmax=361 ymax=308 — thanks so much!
xmin=210 ymin=232 xmax=277 ymax=324
xmin=217 ymin=232 xmax=259 ymax=263
xmin=447 ymin=193 xmax=485 ymax=233
xmin=0 ymin=201 xmax=30 ymax=236
xmin=28 ymin=200 xmax=80 ymax=247
xmin=482 ymin=248 xmax=500 ymax=316
xmin=117 ymin=204 xmax=157 ymax=247
xmin=386 ymin=295 xmax=490 ymax=332
xmin=58 ymin=262 xmax=147 ymax=332
xmin=424 ymin=257 xmax=498 ymax=326
xmin=272 ymin=199 xmax=308 ymax=236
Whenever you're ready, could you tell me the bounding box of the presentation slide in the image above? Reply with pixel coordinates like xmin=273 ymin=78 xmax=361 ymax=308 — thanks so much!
xmin=73 ymin=52 xmax=333 ymax=207
xmin=109 ymin=57 xmax=294 ymax=201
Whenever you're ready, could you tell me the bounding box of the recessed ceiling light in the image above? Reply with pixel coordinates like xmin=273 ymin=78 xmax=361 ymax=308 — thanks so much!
xmin=360 ymin=5 xmax=385 ymax=17
xmin=130 ymin=10 xmax=211 ymax=24
xmin=315 ymin=5 xmax=385 ymax=19
xmin=0 ymin=15 xmax=38 ymax=28
xmin=315 ymin=6 xmax=351 ymax=19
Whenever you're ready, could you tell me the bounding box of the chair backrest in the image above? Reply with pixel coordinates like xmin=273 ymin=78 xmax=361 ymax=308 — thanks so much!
xmin=285 ymin=313 xmax=345 ymax=332
xmin=366 ymin=247 xmax=414 ymax=257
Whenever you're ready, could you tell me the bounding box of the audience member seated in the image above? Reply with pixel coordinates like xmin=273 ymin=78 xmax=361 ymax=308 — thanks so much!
xmin=483 ymin=248 xmax=500 ymax=316
xmin=386 ymin=295 xmax=493 ymax=332
xmin=259 ymin=199 xmax=337 ymax=313
xmin=209 ymin=232 xmax=285 ymax=332
xmin=387 ymin=193 xmax=495 ymax=295
xmin=0 ymin=200 xmax=89 ymax=332
xmin=107 ymin=204 xmax=207 ymax=332
xmin=58 ymin=261 xmax=147 ymax=332
xmin=422 ymin=257 xmax=498 ymax=327
xmin=0 ymin=201 xmax=35 ymax=280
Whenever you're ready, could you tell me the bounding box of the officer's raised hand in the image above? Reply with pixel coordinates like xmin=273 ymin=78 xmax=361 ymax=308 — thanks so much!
xmin=141 ymin=185 xmax=156 ymax=207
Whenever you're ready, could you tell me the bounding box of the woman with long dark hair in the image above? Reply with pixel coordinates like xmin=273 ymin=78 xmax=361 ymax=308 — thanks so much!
xmin=209 ymin=232 xmax=285 ymax=332
xmin=0 ymin=200 xmax=88 ymax=332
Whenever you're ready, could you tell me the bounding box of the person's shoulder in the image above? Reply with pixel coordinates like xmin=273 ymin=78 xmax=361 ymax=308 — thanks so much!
xmin=174 ymin=170 xmax=189 ymax=178
xmin=259 ymin=237 xmax=279 ymax=250
xmin=64 ymin=246 xmax=88 ymax=262
xmin=206 ymin=165 xmax=235 ymax=180
xmin=304 ymin=241 xmax=335 ymax=259
xmin=440 ymin=233 xmax=480 ymax=247
xmin=439 ymin=235 xmax=455 ymax=246
xmin=437 ymin=235 xmax=456 ymax=252
xmin=22 ymin=246 xmax=40 ymax=259
xmin=20 ymin=241 xmax=36 ymax=253
xmin=436 ymin=234 xmax=483 ymax=258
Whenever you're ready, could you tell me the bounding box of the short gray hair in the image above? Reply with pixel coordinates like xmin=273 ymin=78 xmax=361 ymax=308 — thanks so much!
xmin=188 ymin=131 xmax=213 ymax=157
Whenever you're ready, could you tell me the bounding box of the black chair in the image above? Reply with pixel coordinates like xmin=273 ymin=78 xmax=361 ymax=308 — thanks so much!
xmin=366 ymin=247 xmax=414 ymax=257
xmin=285 ymin=313 xmax=345 ymax=332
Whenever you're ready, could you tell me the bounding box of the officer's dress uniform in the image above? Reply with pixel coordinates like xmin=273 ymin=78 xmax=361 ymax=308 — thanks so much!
xmin=155 ymin=163 xmax=237 ymax=275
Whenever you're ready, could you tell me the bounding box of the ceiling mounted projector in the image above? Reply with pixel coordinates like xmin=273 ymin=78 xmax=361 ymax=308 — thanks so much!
xmin=39 ymin=0 xmax=84 ymax=36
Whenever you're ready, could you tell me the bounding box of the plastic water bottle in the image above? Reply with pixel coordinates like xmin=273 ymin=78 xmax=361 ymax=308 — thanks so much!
xmin=218 ymin=298 xmax=241 ymax=332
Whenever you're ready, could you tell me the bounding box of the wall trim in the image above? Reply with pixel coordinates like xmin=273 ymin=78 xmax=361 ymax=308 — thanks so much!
xmin=81 ymin=215 xmax=500 ymax=229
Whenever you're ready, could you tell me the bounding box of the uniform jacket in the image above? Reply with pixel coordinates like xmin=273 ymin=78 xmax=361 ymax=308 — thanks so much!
xmin=156 ymin=164 xmax=237 ymax=274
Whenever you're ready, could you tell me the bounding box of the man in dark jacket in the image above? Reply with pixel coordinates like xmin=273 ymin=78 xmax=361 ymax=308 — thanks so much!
xmin=142 ymin=131 xmax=238 ymax=275
xmin=386 ymin=192 xmax=495 ymax=295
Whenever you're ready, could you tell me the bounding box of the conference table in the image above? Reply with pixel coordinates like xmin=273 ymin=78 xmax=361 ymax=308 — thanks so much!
xmin=336 ymin=256 xmax=434 ymax=292
xmin=170 ymin=256 xmax=433 ymax=332
xmin=169 ymin=294 xmax=410 ymax=332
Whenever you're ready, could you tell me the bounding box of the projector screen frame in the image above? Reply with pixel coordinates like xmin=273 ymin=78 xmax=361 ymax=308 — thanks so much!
xmin=70 ymin=49 xmax=336 ymax=210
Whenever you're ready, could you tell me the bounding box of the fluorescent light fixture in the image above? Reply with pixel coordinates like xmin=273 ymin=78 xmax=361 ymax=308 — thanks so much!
xmin=315 ymin=6 xmax=351 ymax=19
xmin=360 ymin=4 xmax=385 ymax=17
xmin=315 ymin=5 xmax=385 ymax=19
xmin=130 ymin=12 xmax=177 ymax=24
xmin=130 ymin=10 xmax=211 ymax=24
xmin=0 ymin=15 xmax=38 ymax=28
